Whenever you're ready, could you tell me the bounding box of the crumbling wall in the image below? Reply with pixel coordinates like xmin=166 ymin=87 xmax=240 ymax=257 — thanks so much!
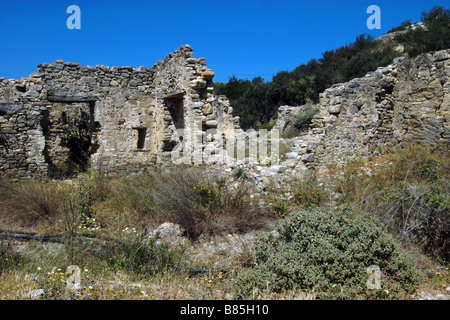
xmin=0 ymin=45 xmax=238 ymax=179
xmin=278 ymin=49 xmax=450 ymax=172
xmin=276 ymin=105 xmax=308 ymax=133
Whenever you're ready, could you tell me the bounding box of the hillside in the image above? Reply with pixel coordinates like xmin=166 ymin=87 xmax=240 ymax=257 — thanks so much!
xmin=215 ymin=6 xmax=450 ymax=130
xmin=0 ymin=5 xmax=449 ymax=303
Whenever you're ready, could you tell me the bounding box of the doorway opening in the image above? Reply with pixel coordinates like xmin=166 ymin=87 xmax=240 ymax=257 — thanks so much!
xmin=163 ymin=96 xmax=184 ymax=151
xmin=41 ymin=98 xmax=97 ymax=178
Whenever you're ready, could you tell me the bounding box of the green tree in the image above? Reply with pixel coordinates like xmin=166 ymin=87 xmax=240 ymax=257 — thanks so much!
xmin=214 ymin=6 xmax=447 ymax=130
xmin=396 ymin=6 xmax=450 ymax=57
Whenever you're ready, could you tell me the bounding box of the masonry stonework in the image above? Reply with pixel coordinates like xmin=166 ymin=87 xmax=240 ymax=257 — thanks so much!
xmin=277 ymin=49 xmax=450 ymax=173
xmin=0 ymin=45 xmax=239 ymax=179
xmin=1 ymin=47 xmax=449 ymax=180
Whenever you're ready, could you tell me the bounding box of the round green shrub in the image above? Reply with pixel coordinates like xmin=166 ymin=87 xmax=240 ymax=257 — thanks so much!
xmin=233 ymin=209 xmax=420 ymax=299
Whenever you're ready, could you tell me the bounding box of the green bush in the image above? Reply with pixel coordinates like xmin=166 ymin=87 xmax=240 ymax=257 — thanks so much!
xmin=0 ymin=171 xmax=109 ymax=229
xmin=258 ymin=122 xmax=276 ymax=131
xmin=0 ymin=241 xmax=25 ymax=275
xmin=232 ymin=165 xmax=248 ymax=181
xmin=233 ymin=209 xmax=420 ymax=299
xmin=395 ymin=6 xmax=450 ymax=57
xmin=388 ymin=20 xmax=412 ymax=33
xmin=282 ymin=105 xmax=319 ymax=138
xmin=292 ymin=105 xmax=319 ymax=133
xmin=105 ymin=167 xmax=267 ymax=239
xmin=291 ymin=175 xmax=327 ymax=208
xmin=0 ymin=179 xmax=69 ymax=226
xmin=270 ymin=198 xmax=290 ymax=219
xmin=215 ymin=33 xmax=400 ymax=130
xmin=103 ymin=171 xmax=159 ymax=225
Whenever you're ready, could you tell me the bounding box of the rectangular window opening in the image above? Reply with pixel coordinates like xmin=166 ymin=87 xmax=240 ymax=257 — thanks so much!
xmin=135 ymin=127 xmax=147 ymax=149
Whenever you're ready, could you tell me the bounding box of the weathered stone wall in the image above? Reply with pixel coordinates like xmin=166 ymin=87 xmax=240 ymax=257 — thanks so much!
xmin=275 ymin=105 xmax=308 ymax=133
xmin=278 ymin=49 xmax=450 ymax=171
xmin=2 ymin=45 xmax=448 ymax=180
xmin=0 ymin=45 xmax=238 ymax=179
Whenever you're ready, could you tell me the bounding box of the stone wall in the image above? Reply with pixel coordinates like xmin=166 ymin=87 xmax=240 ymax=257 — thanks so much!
xmin=278 ymin=49 xmax=450 ymax=171
xmin=2 ymin=45 xmax=449 ymax=180
xmin=275 ymin=105 xmax=308 ymax=133
xmin=0 ymin=45 xmax=239 ymax=179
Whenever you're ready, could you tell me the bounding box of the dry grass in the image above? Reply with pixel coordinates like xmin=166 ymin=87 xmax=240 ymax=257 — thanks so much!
xmin=333 ymin=144 xmax=450 ymax=261
xmin=0 ymin=144 xmax=448 ymax=300
xmin=98 ymin=166 xmax=271 ymax=239
xmin=0 ymin=179 xmax=68 ymax=227
xmin=0 ymin=235 xmax=314 ymax=300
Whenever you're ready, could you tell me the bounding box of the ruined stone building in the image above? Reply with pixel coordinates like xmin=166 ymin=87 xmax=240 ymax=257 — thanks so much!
xmin=276 ymin=49 xmax=450 ymax=173
xmin=0 ymin=45 xmax=239 ymax=179
xmin=1 ymin=45 xmax=449 ymax=181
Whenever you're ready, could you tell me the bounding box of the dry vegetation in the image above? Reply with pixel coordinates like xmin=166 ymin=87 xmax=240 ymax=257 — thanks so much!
xmin=0 ymin=144 xmax=448 ymax=300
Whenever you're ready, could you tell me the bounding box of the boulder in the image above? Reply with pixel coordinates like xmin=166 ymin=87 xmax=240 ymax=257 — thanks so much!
xmin=192 ymin=102 xmax=204 ymax=109
xmin=301 ymin=153 xmax=315 ymax=163
xmin=205 ymin=120 xmax=218 ymax=128
xmin=202 ymin=103 xmax=213 ymax=115
xmin=285 ymin=152 xmax=298 ymax=159
xmin=150 ymin=222 xmax=185 ymax=239
xmin=269 ymin=165 xmax=286 ymax=173
xmin=201 ymin=69 xmax=215 ymax=81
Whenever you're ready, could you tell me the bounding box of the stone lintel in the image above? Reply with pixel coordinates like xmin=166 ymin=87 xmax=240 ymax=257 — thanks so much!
xmin=47 ymin=95 xmax=97 ymax=103
xmin=0 ymin=103 xmax=22 ymax=114
xmin=162 ymin=90 xmax=185 ymax=100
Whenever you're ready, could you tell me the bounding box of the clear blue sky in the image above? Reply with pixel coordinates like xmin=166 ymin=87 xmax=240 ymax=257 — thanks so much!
xmin=0 ymin=0 xmax=448 ymax=83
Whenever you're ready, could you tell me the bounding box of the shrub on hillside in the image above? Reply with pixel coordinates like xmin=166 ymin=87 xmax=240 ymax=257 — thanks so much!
xmin=105 ymin=233 xmax=184 ymax=276
xmin=395 ymin=6 xmax=450 ymax=57
xmin=336 ymin=144 xmax=449 ymax=260
xmin=104 ymin=167 xmax=268 ymax=239
xmin=233 ymin=208 xmax=420 ymax=299
xmin=0 ymin=171 xmax=109 ymax=230
xmin=215 ymin=33 xmax=400 ymax=130
xmin=282 ymin=105 xmax=319 ymax=138
xmin=291 ymin=174 xmax=327 ymax=208
xmin=0 ymin=241 xmax=24 ymax=275
xmin=148 ymin=167 xmax=265 ymax=239
xmin=101 ymin=171 xmax=159 ymax=228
